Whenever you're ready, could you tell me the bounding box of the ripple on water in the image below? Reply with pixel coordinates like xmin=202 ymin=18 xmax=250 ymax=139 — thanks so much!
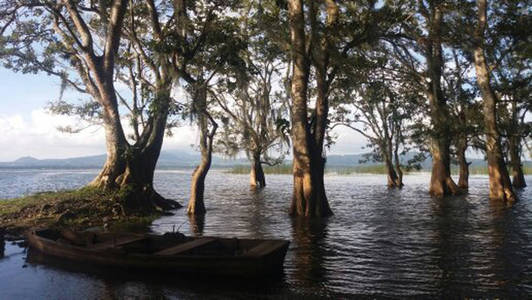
xmin=0 ymin=170 xmax=531 ymax=298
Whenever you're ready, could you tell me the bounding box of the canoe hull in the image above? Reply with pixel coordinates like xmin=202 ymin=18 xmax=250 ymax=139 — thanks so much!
xmin=27 ymin=230 xmax=290 ymax=277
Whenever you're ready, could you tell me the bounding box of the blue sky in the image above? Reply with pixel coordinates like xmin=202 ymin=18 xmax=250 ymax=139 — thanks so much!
xmin=0 ymin=68 xmax=366 ymax=161
xmin=0 ymin=69 xmax=60 ymax=116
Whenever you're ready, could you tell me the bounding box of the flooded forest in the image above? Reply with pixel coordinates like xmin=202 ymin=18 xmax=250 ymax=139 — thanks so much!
xmin=0 ymin=0 xmax=530 ymax=298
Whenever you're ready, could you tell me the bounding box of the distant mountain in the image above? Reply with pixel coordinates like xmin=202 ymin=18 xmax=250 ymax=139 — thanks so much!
xmin=1 ymin=154 xmax=106 ymax=168
xmin=0 ymin=151 xmax=248 ymax=169
xmin=1 ymin=151 xmax=529 ymax=170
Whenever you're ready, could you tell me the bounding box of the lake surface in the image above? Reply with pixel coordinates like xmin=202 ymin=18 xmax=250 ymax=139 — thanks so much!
xmin=1 ymin=169 xmax=531 ymax=298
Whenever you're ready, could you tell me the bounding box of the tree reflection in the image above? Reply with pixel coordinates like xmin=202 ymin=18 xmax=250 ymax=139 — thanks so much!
xmin=188 ymin=213 xmax=205 ymax=236
xmin=290 ymin=217 xmax=330 ymax=295
xmin=487 ymin=197 xmax=528 ymax=296
xmin=431 ymin=195 xmax=473 ymax=294
xmin=431 ymin=193 xmax=529 ymax=297
xmin=0 ymin=236 xmax=4 ymax=259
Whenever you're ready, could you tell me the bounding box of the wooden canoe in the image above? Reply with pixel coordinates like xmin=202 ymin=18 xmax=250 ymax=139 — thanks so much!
xmin=26 ymin=229 xmax=290 ymax=277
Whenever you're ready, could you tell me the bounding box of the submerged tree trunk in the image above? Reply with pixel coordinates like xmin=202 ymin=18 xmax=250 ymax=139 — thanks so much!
xmin=425 ymin=5 xmax=459 ymax=197
xmin=188 ymin=86 xmax=217 ymax=215
xmin=509 ymin=134 xmax=526 ymax=188
xmin=429 ymin=139 xmax=459 ymax=196
xmin=508 ymin=101 xmax=526 ymax=188
xmin=393 ymin=143 xmax=404 ymax=188
xmin=385 ymin=156 xmax=399 ymax=188
xmin=473 ymin=0 xmax=516 ymax=202
xmin=456 ymin=138 xmax=470 ymax=189
xmin=250 ymin=152 xmax=266 ymax=188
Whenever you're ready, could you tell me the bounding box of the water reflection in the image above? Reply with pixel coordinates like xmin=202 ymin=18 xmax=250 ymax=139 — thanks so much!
xmin=431 ymin=195 xmax=476 ymax=295
xmin=1 ymin=171 xmax=531 ymax=298
xmin=188 ymin=213 xmax=205 ymax=236
xmin=488 ymin=197 xmax=531 ymax=296
xmin=290 ymin=217 xmax=330 ymax=297
xmin=0 ymin=237 xmax=4 ymax=259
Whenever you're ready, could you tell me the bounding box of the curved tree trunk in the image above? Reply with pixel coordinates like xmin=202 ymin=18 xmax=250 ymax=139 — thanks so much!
xmin=187 ymin=86 xmax=217 ymax=215
xmin=250 ymin=152 xmax=266 ymax=188
xmin=188 ymin=156 xmax=210 ymax=215
xmin=473 ymin=0 xmax=516 ymax=202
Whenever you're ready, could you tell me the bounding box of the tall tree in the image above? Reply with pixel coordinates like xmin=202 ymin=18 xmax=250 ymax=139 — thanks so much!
xmin=444 ymin=49 xmax=480 ymax=189
xmin=187 ymin=80 xmax=217 ymax=215
xmin=384 ymin=0 xmax=460 ymax=197
xmin=333 ymin=74 xmax=413 ymax=188
xmin=471 ymin=0 xmax=516 ymax=202
xmin=0 ymin=0 xmax=179 ymax=210
xmin=214 ymin=57 xmax=290 ymax=188
xmin=165 ymin=0 xmax=246 ymax=214
xmin=488 ymin=0 xmax=531 ymax=189
xmin=286 ymin=0 xmax=339 ymax=217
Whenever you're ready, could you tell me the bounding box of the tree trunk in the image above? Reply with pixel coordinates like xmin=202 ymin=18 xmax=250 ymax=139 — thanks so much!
xmin=429 ymin=140 xmax=459 ymax=196
xmin=250 ymin=152 xmax=266 ymax=188
xmin=62 ymin=0 xmax=177 ymax=211
xmin=473 ymin=0 xmax=516 ymax=202
xmin=425 ymin=5 xmax=458 ymax=197
xmin=509 ymin=134 xmax=526 ymax=188
xmin=187 ymin=86 xmax=217 ymax=215
xmin=117 ymin=101 xmax=181 ymax=211
xmin=88 ymin=89 xmax=128 ymax=190
xmin=288 ymin=0 xmax=332 ymax=217
xmin=508 ymin=101 xmax=526 ymax=188
xmin=456 ymin=138 xmax=470 ymax=189
xmin=385 ymin=157 xmax=399 ymax=188
xmin=90 ymin=86 xmax=180 ymax=211
xmin=393 ymin=144 xmax=404 ymax=188
xmin=188 ymin=156 xmax=210 ymax=215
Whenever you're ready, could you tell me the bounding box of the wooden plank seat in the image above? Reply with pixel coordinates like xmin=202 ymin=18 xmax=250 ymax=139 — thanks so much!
xmin=245 ymin=240 xmax=285 ymax=257
xmin=155 ymin=238 xmax=216 ymax=256
xmin=90 ymin=236 xmax=147 ymax=250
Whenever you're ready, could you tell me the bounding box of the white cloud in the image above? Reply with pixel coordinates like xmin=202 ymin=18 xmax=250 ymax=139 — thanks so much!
xmin=0 ymin=109 xmax=202 ymax=161
xmin=328 ymin=126 xmax=367 ymax=155
xmin=0 ymin=109 xmax=369 ymax=161
xmin=0 ymin=110 xmax=105 ymax=161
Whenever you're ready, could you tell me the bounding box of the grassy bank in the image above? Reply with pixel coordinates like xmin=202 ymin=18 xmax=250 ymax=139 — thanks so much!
xmin=228 ymin=165 xmax=293 ymax=174
xmin=226 ymin=164 xmax=393 ymax=175
xmin=450 ymin=165 xmax=532 ymax=175
xmin=227 ymin=163 xmax=532 ymax=175
xmin=0 ymin=187 xmax=161 ymax=237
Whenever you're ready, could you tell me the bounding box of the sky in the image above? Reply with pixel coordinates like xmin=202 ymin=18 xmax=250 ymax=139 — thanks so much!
xmin=0 ymin=68 xmax=367 ymax=162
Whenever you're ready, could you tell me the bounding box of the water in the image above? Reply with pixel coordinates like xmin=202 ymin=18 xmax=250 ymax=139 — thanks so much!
xmin=1 ymin=169 xmax=531 ymax=298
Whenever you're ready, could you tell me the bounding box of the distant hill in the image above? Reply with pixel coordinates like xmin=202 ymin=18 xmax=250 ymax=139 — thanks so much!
xmin=0 ymin=151 xmax=248 ymax=169
xmin=0 ymin=151 xmax=529 ymax=170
